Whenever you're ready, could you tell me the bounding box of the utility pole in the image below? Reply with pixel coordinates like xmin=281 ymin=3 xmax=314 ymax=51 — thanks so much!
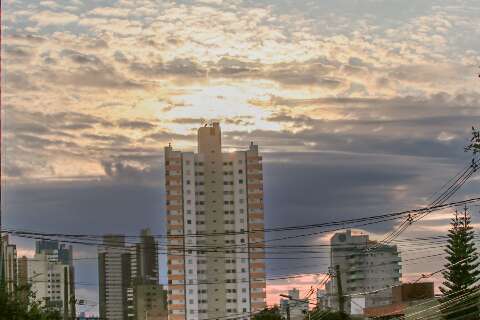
xmin=335 ymin=265 xmax=346 ymax=318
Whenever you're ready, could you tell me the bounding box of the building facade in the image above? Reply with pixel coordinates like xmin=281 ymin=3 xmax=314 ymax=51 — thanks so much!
xmin=164 ymin=122 xmax=266 ymax=320
xmin=17 ymin=255 xmax=29 ymax=303
xmin=134 ymin=229 xmax=167 ymax=320
xmin=326 ymin=230 xmax=401 ymax=314
xmin=99 ymin=231 xmax=168 ymax=320
xmin=1 ymin=235 xmax=18 ymax=294
xmin=29 ymin=240 xmax=76 ymax=319
xmin=98 ymin=235 xmax=134 ymax=320
xmin=135 ymin=283 xmax=168 ymax=320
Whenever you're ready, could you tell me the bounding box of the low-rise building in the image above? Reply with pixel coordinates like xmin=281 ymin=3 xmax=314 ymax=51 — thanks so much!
xmin=280 ymin=288 xmax=309 ymax=320
xmin=363 ymin=282 xmax=436 ymax=319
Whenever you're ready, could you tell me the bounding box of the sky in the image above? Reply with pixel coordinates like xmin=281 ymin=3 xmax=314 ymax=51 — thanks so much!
xmin=2 ymin=0 xmax=480 ymax=315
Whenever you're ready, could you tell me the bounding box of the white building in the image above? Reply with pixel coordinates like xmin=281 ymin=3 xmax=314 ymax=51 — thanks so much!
xmin=280 ymin=288 xmax=309 ymax=320
xmin=164 ymin=122 xmax=266 ymax=320
xmin=326 ymin=230 xmax=401 ymax=315
xmin=29 ymin=244 xmax=75 ymax=319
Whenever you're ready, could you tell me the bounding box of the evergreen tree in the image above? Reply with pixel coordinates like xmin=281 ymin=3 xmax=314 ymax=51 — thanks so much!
xmin=439 ymin=206 xmax=480 ymax=320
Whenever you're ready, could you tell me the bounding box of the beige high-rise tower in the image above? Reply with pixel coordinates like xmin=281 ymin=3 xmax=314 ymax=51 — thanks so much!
xmin=164 ymin=122 xmax=266 ymax=320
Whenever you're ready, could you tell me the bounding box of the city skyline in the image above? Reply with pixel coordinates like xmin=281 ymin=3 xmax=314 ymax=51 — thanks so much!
xmin=2 ymin=0 xmax=480 ymax=317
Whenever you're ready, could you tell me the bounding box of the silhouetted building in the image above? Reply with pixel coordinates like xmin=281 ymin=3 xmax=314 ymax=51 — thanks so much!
xmin=98 ymin=235 xmax=134 ymax=320
xmin=99 ymin=231 xmax=167 ymax=320
xmin=135 ymin=229 xmax=159 ymax=284
xmin=17 ymin=256 xmax=29 ymax=303
xmin=1 ymin=235 xmax=17 ymax=294
xmin=133 ymin=229 xmax=167 ymax=320
xmin=135 ymin=283 xmax=168 ymax=320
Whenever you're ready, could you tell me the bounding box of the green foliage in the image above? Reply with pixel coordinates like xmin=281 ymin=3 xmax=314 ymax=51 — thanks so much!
xmin=0 ymin=283 xmax=62 ymax=320
xmin=439 ymin=207 xmax=480 ymax=320
xmin=465 ymin=127 xmax=480 ymax=155
xmin=307 ymin=308 xmax=351 ymax=320
xmin=253 ymin=306 xmax=283 ymax=320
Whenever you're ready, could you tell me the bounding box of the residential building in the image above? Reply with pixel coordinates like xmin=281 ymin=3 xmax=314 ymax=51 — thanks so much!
xmin=1 ymin=235 xmax=18 ymax=294
xmin=98 ymin=235 xmax=134 ymax=320
xmin=17 ymin=256 xmax=28 ymax=287
xmin=29 ymin=241 xmax=75 ymax=319
xmin=135 ymin=283 xmax=168 ymax=320
xmin=280 ymin=288 xmax=309 ymax=320
xmin=17 ymin=255 xmax=29 ymax=303
xmin=99 ymin=230 xmax=167 ymax=320
xmin=326 ymin=230 xmax=401 ymax=314
xmin=36 ymin=240 xmax=73 ymax=265
xmin=134 ymin=229 xmax=159 ymax=284
xmin=133 ymin=229 xmax=168 ymax=320
xmin=164 ymin=122 xmax=266 ymax=320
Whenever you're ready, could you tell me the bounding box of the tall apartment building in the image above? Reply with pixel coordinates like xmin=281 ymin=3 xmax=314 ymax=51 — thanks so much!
xmin=164 ymin=122 xmax=266 ymax=320
xmin=134 ymin=229 xmax=167 ymax=320
xmin=98 ymin=235 xmax=134 ymax=320
xmin=325 ymin=230 xmax=402 ymax=314
xmin=36 ymin=240 xmax=73 ymax=265
xmin=99 ymin=231 xmax=167 ymax=320
xmin=1 ymin=235 xmax=18 ymax=294
xmin=29 ymin=240 xmax=76 ymax=319
xmin=17 ymin=255 xmax=29 ymax=303
xmin=134 ymin=229 xmax=159 ymax=284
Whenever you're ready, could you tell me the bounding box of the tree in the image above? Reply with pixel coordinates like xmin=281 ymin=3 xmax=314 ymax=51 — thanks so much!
xmin=0 ymin=283 xmax=62 ymax=320
xmin=465 ymin=127 xmax=480 ymax=155
xmin=439 ymin=206 xmax=480 ymax=320
xmin=306 ymin=308 xmax=354 ymax=320
xmin=253 ymin=306 xmax=283 ymax=320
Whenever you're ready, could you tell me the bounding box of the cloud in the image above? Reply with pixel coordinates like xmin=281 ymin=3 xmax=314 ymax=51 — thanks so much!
xmin=4 ymin=1 xmax=480 ymax=308
xmin=88 ymin=7 xmax=131 ymax=18
xmin=45 ymin=65 xmax=144 ymax=90
xmin=117 ymin=119 xmax=156 ymax=131
xmin=129 ymin=58 xmax=207 ymax=79
xmin=101 ymin=160 xmax=162 ymax=184
xmin=30 ymin=10 xmax=79 ymax=26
